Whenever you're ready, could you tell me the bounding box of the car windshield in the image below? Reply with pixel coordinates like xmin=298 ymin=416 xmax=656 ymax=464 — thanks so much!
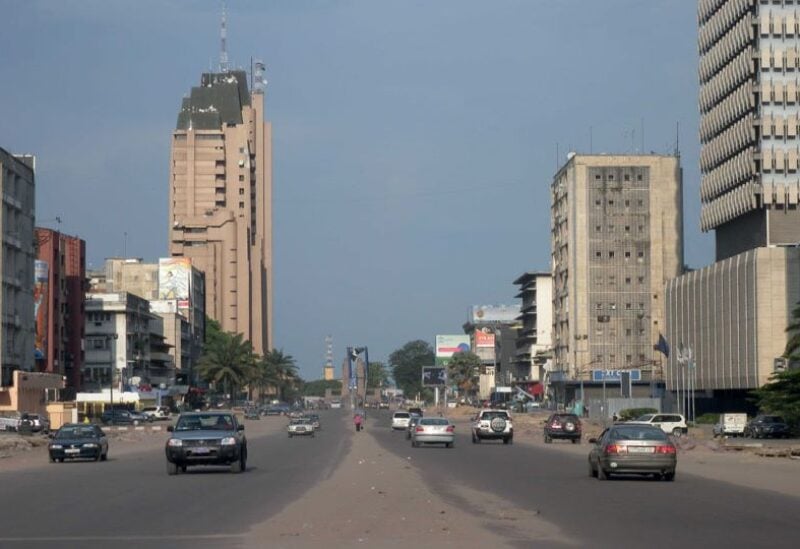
xmin=56 ymin=426 xmax=98 ymax=439
xmin=420 ymin=418 xmax=449 ymax=426
xmin=635 ymin=414 xmax=655 ymax=422
xmin=291 ymin=419 xmax=309 ymax=425
xmin=482 ymin=412 xmax=509 ymax=420
xmin=555 ymin=415 xmax=578 ymax=422
xmin=609 ymin=426 xmax=668 ymax=441
xmin=176 ymin=414 xmax=235 ymax=431
xmin=394 ymin=413 xmax=409 ymax=418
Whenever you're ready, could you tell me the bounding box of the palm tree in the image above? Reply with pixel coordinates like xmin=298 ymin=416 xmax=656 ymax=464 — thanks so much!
xmin=197 ymin=331 xmax=256 ymax=402
xmin=261 ymin=349 xmax=299 ymax=401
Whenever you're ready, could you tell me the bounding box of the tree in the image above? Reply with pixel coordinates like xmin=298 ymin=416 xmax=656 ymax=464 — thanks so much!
xmin=258 ymin=349 xmax=300 ymax=402
xmin=389 ymin=340 xmax=434 ymax=398
xmin=752 ymin=368 xmax=800 ymax=426
xmin=367 ymin=361 xmax=389 ymax=389
xmin=302 ymin=379 xmax=342 ymax=397
xmin=784 ymin=301 xmax=800 ymax=360
xmin=447 ymin=351 xmax=482 ymax=396
xmin=197 ymin=330 xmax=256 ymax=401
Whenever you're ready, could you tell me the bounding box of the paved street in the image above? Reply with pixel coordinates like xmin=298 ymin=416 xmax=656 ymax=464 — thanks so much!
xmin=2 ymin=410 xmax=800 ymax=548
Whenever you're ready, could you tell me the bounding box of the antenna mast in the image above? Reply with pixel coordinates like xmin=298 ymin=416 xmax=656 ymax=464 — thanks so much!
xmin=219 ymin=4 xmax=230 ymax=72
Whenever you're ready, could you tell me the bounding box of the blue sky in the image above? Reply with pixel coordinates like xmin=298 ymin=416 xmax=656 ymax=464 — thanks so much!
xmin=0 ymin=0 xmax=710 ymax=380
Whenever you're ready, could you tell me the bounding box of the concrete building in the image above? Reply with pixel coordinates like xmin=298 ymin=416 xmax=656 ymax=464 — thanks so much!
xmin=0 ymin=148 xmax=36 ymax=387
xmin=699 ymin=0 xmax=800 ymax=260
xmin=34 ymin=228 xmax=86 ymax=393
xmin=168 ymin=69 xmax=272 ymax=356
xmin=83 ymin=292 xmax=173 ymax=392
xmin=665 ymin=247 xmax=800 ymax=412
xmin=512 ymin=272 xmax=552 ymax=398
xmin=98 ymin=258 xmax=205 ymax=379
xmin=551 ymin=154 xmax=683 ymax=387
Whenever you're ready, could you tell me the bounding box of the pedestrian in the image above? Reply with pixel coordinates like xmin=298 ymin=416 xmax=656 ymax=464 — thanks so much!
xmin=354 ymin=413 xmax=363 ymax=432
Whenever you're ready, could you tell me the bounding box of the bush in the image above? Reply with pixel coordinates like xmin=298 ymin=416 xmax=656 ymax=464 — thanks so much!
xmin=618 ymin=408 xmax=658 ymax=421
xmin=695 ymin=413 xmax=718 ymax=424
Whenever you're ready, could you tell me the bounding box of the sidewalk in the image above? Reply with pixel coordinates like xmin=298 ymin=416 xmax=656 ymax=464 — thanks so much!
xmin=246 ymin=418 xmax=573 ymax=548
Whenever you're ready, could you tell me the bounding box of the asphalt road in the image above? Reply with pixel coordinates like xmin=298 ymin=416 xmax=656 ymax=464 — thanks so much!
xmin=370 ymin=411 xmax=800 ymax=549
xmin=0 ymin=411 xmax=349 ymax=549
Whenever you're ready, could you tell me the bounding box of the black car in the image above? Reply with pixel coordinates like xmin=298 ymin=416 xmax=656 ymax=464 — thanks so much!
xmin=101 ymin=409 xmax=145 ymax=425
xmin=165 ymin=411 xmax=247 ymax=475
xmin=544 ymin=413 xmax=582 ymax=444
xmin=745 ymin=415 xmax=791 ymax=439
xmin=49 ymin=424 xmax=108 ymax=462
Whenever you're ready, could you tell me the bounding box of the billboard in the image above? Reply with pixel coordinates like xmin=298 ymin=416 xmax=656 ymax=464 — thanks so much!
xmin=591 ymin=369 xmax=642 ymax=382
xmin=34 ymin=260 xmax=49 ymax=361
xmin=474 ymin=329 xmax=496 ymax=348
xmin=422 ymin=366 xmax=447 ymax=387
xmin=471 ymin=305 xmax=520 ymax=324
xmin=435 ymin=335 xmax=470 ymax=366
xmin=159 ymin=258 xmax=191 ymax=302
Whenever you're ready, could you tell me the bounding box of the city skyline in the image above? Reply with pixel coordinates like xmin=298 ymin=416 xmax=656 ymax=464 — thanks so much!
xmin=0 ymin=1 xmax=709 ymax=379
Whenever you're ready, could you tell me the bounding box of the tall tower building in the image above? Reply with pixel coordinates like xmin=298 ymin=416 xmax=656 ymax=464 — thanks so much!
xmin=168 ymin=69 xmax=273 ymax=356
xmin=699 ymin=0 xmax=800 ymax=260
xmin=551 ymin=155 xmax=683 ymax=381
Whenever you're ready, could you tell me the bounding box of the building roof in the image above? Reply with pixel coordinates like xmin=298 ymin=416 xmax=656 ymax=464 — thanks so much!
xmin=176 ymin=70 xmax=251 ymax=130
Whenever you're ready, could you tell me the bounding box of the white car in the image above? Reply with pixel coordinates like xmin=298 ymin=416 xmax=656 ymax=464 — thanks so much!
xmin=392 ymin=411 xmax=412 ymax=430
xmin=628 ymin=413 xmax=688 ymax=437
xmin=471 ymin=409 xmax=514 ymax=444
xmin=142 ymin=406 xmax=171 ymax=421
xmin=287 ymin=419 xmax=315 ymax=438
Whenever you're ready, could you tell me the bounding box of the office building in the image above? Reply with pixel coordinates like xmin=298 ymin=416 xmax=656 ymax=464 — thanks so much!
xmin=551 ymin=154 xmax=683 ymax=388
xmin=512 ymin=272 xmax=552 ymax=397
xmin=699 ymin=0 xmax=800 ymax=259
xmin=0 ymin=148 xmax=36 ymax=387
xmin=168 ymin=69 xmax=272 ymax=356
xmin=34 ymin=228 xmax=86 ymax=393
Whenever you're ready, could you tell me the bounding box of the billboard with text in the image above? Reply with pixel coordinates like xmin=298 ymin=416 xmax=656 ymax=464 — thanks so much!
xmin=435 ymin=335 xmax=470 ymax=366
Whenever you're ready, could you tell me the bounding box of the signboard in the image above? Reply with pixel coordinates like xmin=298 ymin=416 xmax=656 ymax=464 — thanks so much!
xmin=159 ymin=257 xmax=191 ymax=301
xmin=34 ymin=260 xmax=49 ymax=361
xmin=471 ymin=305 xmax=520 ymax=324
xmin=435 ymin=335 xmax=470 ymax=366
xmin=591 ymin=369 xmax=642 ymax=382
xmin=474 ymin=330 xmax=496 ymax=348
xmin=422 ymin=366 xmax=447 ymax=387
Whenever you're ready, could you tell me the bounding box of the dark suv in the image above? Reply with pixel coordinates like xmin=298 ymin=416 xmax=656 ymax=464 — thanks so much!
xmin=544 ymin=413 xmax=582 ymax=444
xmin=744 ymin=415 xmax=791 ymax=439
xmin=165 ymin=411 xmax=247 ymax=475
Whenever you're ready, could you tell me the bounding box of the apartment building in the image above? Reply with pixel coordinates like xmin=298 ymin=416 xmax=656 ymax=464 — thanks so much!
xmin=512 ymin=272 xmax=552 ymax=394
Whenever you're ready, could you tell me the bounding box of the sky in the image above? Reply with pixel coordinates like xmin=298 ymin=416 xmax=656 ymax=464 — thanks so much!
xmin=0 ymin=0 xmax=711 ymax=381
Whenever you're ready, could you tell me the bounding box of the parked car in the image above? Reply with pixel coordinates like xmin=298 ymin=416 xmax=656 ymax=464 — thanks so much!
xmin=142 ymin=406 xmax=171 ymax=421
xmin=628 ymin=413 xmax=688 ymax=437
xmin=49 ymin=424 xmax=108 ymax=462
xmin=392 ymin=411 xmax=412 ymax=430
xmin=287 ymin=418 xmax=315 ymax=438
xmin=263 ymin=406 xmax=284 ymax=416
xmin=588 ymin=424 xmax=677 ymax=481
xmin=22 ymin=413 xmax=51 ymax=434
xmin=406 ymin=415 xmax=422 ymax=440
xmin=712 ymin=413 xmax=748 ymax=437
xmin=411 ymin=417 xmax=455 ymax=448
xmin=165 ymin=411 xmax=247 ymax=474
xmin=101 ymin=410 xmax=140 ymax=425
xmin=744 ymin=415 xmax=791 ymax=439
xmin=471 ymin=409 xmax=514 ymax=444
xmin=544 ymin=413 xmax=582 ymax=444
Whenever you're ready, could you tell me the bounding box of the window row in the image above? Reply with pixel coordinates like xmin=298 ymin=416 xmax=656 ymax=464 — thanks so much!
xmin=593 ymin=250 xmax=647 ymax=260
xmin=592 ymin=275 xmax=647 ymax=285
xmin=594 ymin=302 xmax=647 ymax=310
xmin=592 ymin=198 xmax=646 ymax=208
xmin=593 ymin=224 xmax=647 ymax=234
xmin=87 ymin=312 xmax=111 ymax=322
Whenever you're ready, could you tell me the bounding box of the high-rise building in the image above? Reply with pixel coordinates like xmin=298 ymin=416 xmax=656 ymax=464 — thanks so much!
xmin=1 ymin=148 xmax=36 ymax=387
xmin=34 ymin=228 xmax=86 ymax=393
xmin=513 ymin=272 xmax=553 ymax=395
xmin=168 ymin=69 xmax=272 ymax=356
xmin=699 ymin=0 xmax=800 ymax=260
xmin=551 ymin=154 xmax=683 ymax=386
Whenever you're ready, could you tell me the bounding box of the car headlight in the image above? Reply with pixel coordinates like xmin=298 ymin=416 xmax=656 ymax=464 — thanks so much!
xmin=50 ymin=444 xmax=63 ymax=449
xmin=220 ymin=437 xmax=237 ymax=446
xmin=84 ymin=443 xmax=98 ymax=448
xmin=167 ymin=438 xmax=183 ymax=447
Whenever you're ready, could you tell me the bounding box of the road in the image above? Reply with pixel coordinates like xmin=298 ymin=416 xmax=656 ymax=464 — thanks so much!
xmin=0 ymin=411 xmax=349 ymax=549
xmin=369 ymin=411 xmax=800 ymax=548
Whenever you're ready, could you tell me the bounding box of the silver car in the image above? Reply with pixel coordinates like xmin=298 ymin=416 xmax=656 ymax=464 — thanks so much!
xmin=411 ymin=417 xmax=455 ymax=448
xmin=588 ymin=424 xmax=677 ymax=481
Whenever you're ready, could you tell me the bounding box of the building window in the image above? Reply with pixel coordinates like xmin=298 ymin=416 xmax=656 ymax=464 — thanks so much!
xmin=624 ymin=174 xmax=630 ymax=181
xmin=625 ymin=251 xmax=631 ymax=258
xmin=626 ymin=303 xmax=632 ymax=310
xmin=239 ymin=175 xmax=245 ymax=181
xmin=595 ymin=199 xmax=601 ymax=206
xmin=638 ymin=303 xmax=645 ymax=309
xmin=239 ymin=202 xmax=245 ymax=209
xmin=624 ymin=200 xmax=630 ymax=207
xmin=625 ymin=277 xmax=631 ymax=284
xmin=638 ymin=251 xmax=644 ymax=258
xmin=595 ymin=251 xmax=602 ymax=258
xmin=626 ymin=329 xmax=632 ymax=336
xmin=609 ymin=251 xmax=615 ymax=258
xmin=610 ymin=303 xmax=617 ymax=310
xmin=608 ymin=200 xmax=614 ymax=206
xmin=626 ymin=354 xmax=632 ymax=363
xmin=637 ymin=174 xmax=643 ymax=181
xmin=625 ymin=225 xmax=630 ymax=233
xmin=608 ymin=174 xmax=614 ymax=180
xmin=595 ymin=225 xmax=601 ymax=232
xmin=638 ymin=276 xmax=645 ymax=284
xmin=638 ymin=199 xmax=644 ymax=206
xmin=239 ymin=188 xmax=244 ymax=195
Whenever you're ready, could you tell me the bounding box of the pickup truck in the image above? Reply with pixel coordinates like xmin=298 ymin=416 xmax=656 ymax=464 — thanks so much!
xmin=712 ymin=413 xmax=747 ymax=437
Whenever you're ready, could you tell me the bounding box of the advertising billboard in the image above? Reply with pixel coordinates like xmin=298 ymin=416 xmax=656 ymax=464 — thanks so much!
xmin=159 ymin=257 xmax=191 ymax=302
xmin=591 ymin=369 xmax=642 ymax=382
xmin=435 ymin=335 xmax=470 ymax=366
xmin=422 ymin=366 xmax=447 ymax=387
xmin=34 ymin=260 xmax=49 ymax=361
xmin=474 ymin=329 xmax=496 ymax=348
xmin=471 ymin=305 xmax=521 ymax=324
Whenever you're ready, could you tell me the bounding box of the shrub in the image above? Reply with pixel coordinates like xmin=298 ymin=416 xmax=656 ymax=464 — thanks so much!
xmin=695 ymin=413 xmax=718 ymax=424
xmin=618 ymin=408 xmax=658 ymax=421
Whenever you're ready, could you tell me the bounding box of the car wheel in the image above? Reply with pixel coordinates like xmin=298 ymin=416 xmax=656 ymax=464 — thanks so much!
xmin=49 ymin=455 xmax=56 ymax=463
xmin=663 ymin=471 xmax=675 ymax=482
xmin=672 ymin=428 xmax=682 ymax=437
xmin=231 ymin=456 xmax=244 ymax=474
xmin=588 ymin=460 xmax=597 ymax=478
xmin=597 ymin=465 xmax=609 ymax=480
xmin=100 ymin=452 xmax=108 ymax=462
xmin=95 ymin=453 xmax=102 ymax=462
xmin=180 ymin=465 xmax=187 ymax=473
xmin=166 ymin=461 xmax=179 ymax=476
xmin=544 ymin=434 xmax=552 ymax=444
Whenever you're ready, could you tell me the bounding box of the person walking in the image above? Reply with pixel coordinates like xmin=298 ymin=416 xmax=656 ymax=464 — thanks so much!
xmin=353 ymin=413 xmax=363 ymax=432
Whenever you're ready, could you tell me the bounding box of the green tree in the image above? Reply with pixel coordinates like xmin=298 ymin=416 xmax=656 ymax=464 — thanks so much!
xmin=752 ymin=368 xmax=800 ymax=426
xmin=367 ymin=361 xmax=389 ymax=389
xmin=389 ymin=340 xmax=434 ymax=399
xmin=259 ymin=349 xmax=300 ymax=402
xmin=784 ymin=301 xmax=800 ymax=360
xmin=302 ymin=379 xmax=342 ymax=397
xmin=198 ymin=329 xmax=256 ymax=400
xmin=447 ymin=351 xmax=482 ymax=396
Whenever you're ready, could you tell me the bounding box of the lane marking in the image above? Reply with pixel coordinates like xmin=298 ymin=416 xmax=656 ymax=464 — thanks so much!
xmin=0 ymin=534 xmax=245 ymax=542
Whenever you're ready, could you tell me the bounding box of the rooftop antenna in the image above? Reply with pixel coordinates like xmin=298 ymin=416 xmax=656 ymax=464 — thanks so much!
xmin=675 ymin=121 xmax=681 ymax=157
xmin=219 ymin=3 xmax=230 ymax=72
